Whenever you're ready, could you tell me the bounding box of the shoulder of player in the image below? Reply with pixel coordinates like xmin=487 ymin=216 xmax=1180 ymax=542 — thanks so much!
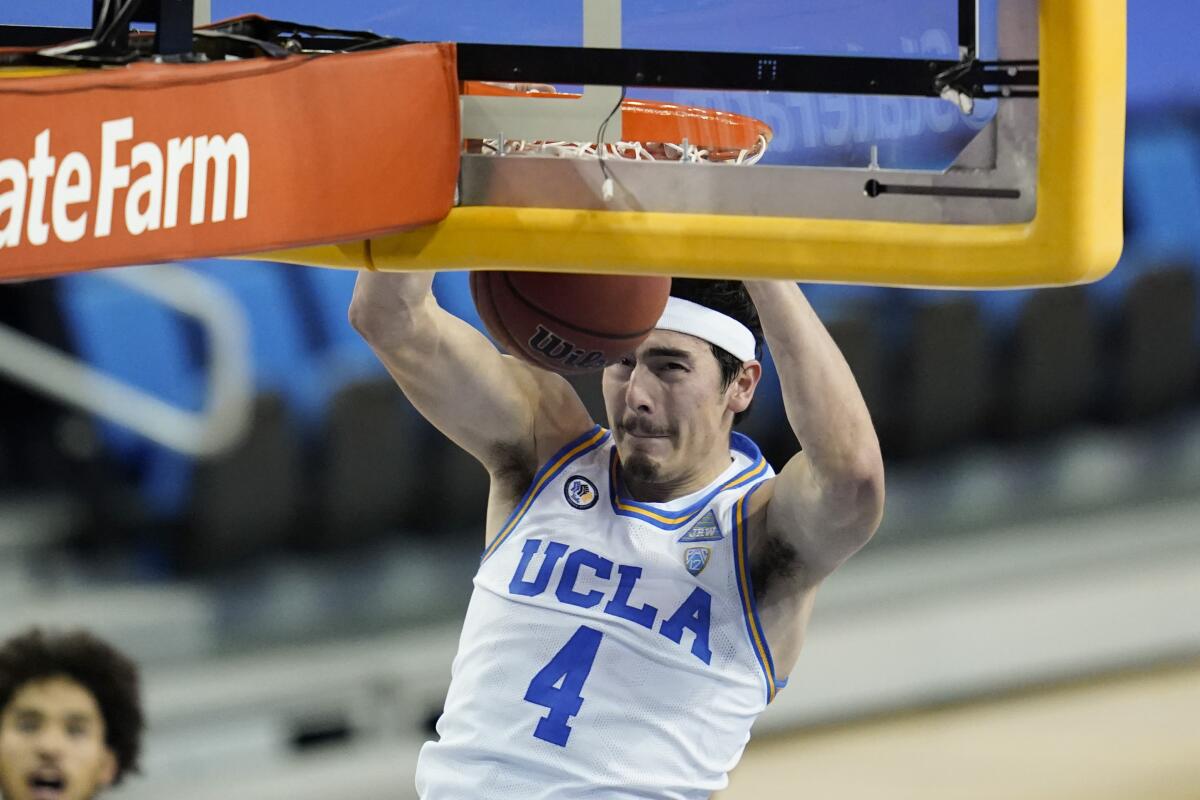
xmin=744 ymin=458 xmax=881 ymax=590
xmin=742 ymin=474 xmax=776 ymax=514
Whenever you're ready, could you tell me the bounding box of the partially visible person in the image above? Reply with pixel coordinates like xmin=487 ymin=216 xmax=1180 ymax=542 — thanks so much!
xmin=0 ymin=629 xmax=143 ymax=800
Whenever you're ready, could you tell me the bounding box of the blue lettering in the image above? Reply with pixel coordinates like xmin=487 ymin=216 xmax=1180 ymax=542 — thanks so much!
xmin=602 ymin=565 xmax=658 ymax=629
xmin=509 ymin=539 xmax=569 ymax=596
xmin=507 ymin=542 xmax=714 ymax=666
xmin=556 ymin=549 xmax=613 ymax=608
xmin=659 ymin=587 xmax=713 ymax=665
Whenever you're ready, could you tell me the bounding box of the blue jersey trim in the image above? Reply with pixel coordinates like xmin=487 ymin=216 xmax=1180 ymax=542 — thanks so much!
xmin=731 ymin=480 xmax=781 ymax=704
xmin=480 ymin=425 xmax=611 ymax=564
xmin=608 ymin=432 xmax=768 ymax=530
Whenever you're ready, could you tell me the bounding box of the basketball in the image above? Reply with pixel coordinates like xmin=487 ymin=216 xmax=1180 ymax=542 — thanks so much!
xmin=470 ymin=271 xmax=672 ymax=374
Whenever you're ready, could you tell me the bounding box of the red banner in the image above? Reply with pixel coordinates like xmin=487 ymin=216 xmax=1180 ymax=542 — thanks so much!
xmin=0 ymin=43 xmax=460 ymax=280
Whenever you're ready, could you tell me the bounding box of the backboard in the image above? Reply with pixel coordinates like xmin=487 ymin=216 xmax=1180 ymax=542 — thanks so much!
xmin=3 ymin=0 xmax=1126 ymax=287
xmin=227 ymin=0 xmax=1019 ymax=211
xmin=251 ymin=0 xmax=1122 ymax=288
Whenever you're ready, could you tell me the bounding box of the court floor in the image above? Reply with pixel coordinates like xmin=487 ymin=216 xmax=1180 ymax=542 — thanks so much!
xmin=719 ymin=659 xmax=1200 ymax=800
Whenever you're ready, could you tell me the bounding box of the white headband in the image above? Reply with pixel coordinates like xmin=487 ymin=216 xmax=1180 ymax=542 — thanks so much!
xmin=654 ymin=297 xmax=757 ymax=362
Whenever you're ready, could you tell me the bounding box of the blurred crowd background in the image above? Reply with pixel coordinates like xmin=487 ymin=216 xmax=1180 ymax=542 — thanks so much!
xmin=2 ymin=2 xmax=1199 ymax=799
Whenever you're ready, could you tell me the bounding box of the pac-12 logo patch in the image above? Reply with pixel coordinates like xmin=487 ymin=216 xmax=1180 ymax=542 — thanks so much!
xmin=564 ymin=475 xmax=599 ymax=510
xmin=678 ymin=510 xmax=723 ymax=543
xmin=684 ymin=546 xmax=711 ymax=577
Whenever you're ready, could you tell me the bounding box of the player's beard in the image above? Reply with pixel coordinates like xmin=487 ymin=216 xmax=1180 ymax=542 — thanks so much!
xmin=617 ymin=414 xmax=677 ymax=487
xmin=622 ymin=451 xmax=660 ymax=484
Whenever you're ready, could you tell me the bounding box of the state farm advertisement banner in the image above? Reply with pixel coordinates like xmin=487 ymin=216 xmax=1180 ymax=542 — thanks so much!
xmin=0 ymin=43 xmax=460 ymax=280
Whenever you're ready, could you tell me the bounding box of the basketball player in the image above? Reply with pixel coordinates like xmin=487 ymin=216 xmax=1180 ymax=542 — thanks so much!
xmin=0 ymin=629 xmax=143 ymax=800
xmin=350 ymin=273 xmax=884 ymax=798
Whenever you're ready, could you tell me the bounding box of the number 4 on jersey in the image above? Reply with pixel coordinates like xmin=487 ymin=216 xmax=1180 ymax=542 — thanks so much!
xmin=524 ymin=625 xmax=603 ymax=746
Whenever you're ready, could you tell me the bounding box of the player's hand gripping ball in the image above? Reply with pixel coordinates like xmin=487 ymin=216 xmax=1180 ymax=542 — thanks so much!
xmin=470 ymin=271 xmax=671 ymax=374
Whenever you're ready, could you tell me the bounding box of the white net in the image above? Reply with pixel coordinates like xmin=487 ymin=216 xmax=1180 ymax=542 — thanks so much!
xmin=472 ymin=83 xmax=771 ymax=165
xmin=479 ymin=136 xmax=770 ymax=165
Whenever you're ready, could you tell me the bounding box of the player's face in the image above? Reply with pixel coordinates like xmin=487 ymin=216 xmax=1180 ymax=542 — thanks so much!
xmin=0 ymin=677 xmax=116 ymax=800
xmin=603 ymin=330 xmax=745 ymax=490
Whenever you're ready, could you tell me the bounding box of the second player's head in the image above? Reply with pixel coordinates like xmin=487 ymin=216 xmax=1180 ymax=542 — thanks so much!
xmin=0 ymin=629 xmax=143 ymax=800
xmin=603 ymin=279 xmax=763 ymax=495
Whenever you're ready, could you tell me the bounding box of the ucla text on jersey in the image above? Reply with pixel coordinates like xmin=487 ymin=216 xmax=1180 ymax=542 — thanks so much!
xmin=509 ymin=537 xmax=714 ymax=665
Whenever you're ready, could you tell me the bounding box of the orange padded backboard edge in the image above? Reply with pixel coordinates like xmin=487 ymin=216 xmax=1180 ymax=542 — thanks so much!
xmin=0 ymin=43 xmax=460 ymax=281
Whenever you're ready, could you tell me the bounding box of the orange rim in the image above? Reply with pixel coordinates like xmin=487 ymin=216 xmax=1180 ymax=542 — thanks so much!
xmin=462 ymin=81 xmax=773 ymax=157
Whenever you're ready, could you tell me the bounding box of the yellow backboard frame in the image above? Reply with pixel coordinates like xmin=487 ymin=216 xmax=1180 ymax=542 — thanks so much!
xmin=261 ymin=0 xmax=1125 ymax=289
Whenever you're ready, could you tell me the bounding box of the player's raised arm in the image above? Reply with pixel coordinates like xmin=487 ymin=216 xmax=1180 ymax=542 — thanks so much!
xmin=744 ymin=280 xmax=886 ymax=584
xmin=348 ymin=270 xmax=592 ymax=477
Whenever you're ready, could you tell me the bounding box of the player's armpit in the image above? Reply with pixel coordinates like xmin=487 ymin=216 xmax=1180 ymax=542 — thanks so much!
xmin=744 ymin=462 xmax=881 ymax=678
xmin=754 ymin=452 xmax=884 ymax=587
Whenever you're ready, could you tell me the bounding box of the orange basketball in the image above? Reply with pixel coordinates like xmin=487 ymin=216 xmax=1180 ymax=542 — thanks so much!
xmin=470 ymin=272 xmax=671 ymax=374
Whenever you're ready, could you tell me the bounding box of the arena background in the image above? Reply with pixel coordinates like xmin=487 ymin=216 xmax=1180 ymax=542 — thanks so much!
xmin=1 ymin=2 xmax=1198 ymax=797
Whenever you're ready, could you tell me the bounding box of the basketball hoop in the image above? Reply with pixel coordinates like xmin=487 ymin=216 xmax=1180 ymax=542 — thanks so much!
xmin=462 ymin=81 xmax=772 ymax=165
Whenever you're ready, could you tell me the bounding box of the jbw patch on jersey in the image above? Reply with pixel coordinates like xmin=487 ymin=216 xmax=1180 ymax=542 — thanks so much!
xmin=684 ymin=546 xmax=711 ymax=576
xmin=677 ymin=509 xmax=723 ymax=543
xmin=564 ymin=475 xmax=599 ymax=509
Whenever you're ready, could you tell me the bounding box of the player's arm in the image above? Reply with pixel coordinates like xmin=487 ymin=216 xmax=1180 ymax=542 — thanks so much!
xmin=348 ymin=270 xmax=593 ymax=475
xmin=743 ymin=280 xmax=885 ymax=586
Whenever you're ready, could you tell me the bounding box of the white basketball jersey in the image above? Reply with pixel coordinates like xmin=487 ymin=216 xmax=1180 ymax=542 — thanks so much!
xmin=416 ymin=426 xmax=784 ymax=800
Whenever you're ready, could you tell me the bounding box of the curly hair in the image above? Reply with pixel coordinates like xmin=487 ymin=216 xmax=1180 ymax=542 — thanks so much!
xmin=668 ymin=278 xmax=764 ymax=426
xmin=0 ymin=628 xmax=143 ymax=784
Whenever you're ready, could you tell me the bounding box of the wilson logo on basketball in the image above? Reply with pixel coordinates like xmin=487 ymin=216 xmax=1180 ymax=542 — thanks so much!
xmin=0 ymin=116 xmax=250 ymax=250
xmin=528 ymin=325 xmax=607 ymax=370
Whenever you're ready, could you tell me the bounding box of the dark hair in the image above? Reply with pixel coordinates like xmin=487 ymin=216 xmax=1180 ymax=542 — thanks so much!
xmin=0 ymin=628 xmax=144 ymax=784
xmin=669 ymin=279 xmax=764 ymax=426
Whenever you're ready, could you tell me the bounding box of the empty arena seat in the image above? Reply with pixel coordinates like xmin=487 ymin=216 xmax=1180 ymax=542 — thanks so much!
xmin=0 ymin=279 xmax=99 ymax=491
xmin=1102 ymin=264 xmax=1198 ymax=420
xmin=982 ymin=287 xmax=1101 ymax=438
xmin=883 ymin=289 xmax=992 ymax=457
xmin=312 ymin=379 xmax=431 ymax=544
xmin=181 ymin=392 xmax=304 ymax=571
xmin=57 ymin=268 xmax=303 ymax=572
xmin=287 ymin=264 xmax=480 ymax=547
xmin=57 ymin=272 xmax=203 ymax=518
xmin=186 ymin=260 xmax=437 ymax=552
xmin=807 ymin=286 xmax=889 ymax=443
xmin=187 ymin=260 xmax=328 ymax=428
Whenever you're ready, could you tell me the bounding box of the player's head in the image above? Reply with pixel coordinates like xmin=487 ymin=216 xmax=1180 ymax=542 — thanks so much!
xmin=0 ymin=629 xmax=143 ymax=800
xmin=603 ymin=279 xmax=763 ymax=489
